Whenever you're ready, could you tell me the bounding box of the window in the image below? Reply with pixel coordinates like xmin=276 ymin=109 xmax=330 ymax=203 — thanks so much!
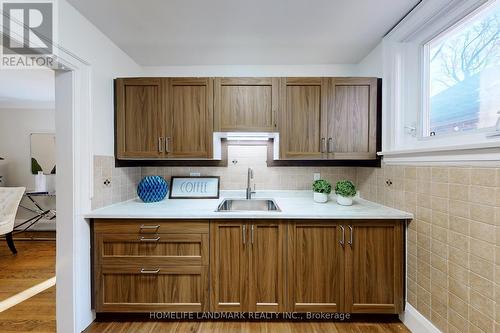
xmin=423 ymin=0 xmax=500 ymax=137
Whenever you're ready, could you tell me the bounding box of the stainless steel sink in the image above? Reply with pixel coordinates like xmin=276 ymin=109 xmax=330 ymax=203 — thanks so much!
xmin=216 ymin=199 xmax=281 ymax=212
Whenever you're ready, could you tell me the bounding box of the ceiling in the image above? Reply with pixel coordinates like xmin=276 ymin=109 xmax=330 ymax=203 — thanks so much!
xmin=66 ymin=0 xmax=420 ymax=66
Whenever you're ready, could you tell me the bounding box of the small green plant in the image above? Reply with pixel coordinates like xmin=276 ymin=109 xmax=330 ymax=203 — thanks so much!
xmin=31 ymin=158 xmax=43 ymax=174
xmin=335 ymin=180 xmax=356 ymax=197
xmin=312 ymin=179 xmax=332 ymax=194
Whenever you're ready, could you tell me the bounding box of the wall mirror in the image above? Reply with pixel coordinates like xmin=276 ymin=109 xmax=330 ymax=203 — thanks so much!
xmin=30 ymin=133 xmax=56 ymax=175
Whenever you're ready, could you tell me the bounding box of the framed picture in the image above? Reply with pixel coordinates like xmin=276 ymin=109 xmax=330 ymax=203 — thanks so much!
xmin=169 ymin=176 xmax=220 ymax=199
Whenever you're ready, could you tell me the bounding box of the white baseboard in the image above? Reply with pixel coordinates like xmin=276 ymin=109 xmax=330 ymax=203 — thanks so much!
xmin=400 ymin=303 xmax=442 ymax=333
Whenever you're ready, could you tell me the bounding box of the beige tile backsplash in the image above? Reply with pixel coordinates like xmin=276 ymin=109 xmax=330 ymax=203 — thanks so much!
xmin=91 ymin=155 xmax=141 ymax=209
xmin=141 ymin=145 xmax=357 ymax=190
xmin=358 ymin=163 xmax=500 ymax=333
xmin=92 ymin=147 xmax=500 ymax=333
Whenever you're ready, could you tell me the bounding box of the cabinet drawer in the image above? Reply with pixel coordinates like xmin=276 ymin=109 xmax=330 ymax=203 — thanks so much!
xmin=94 ymin=233 xmax=208 ymax=266
xmin=95 ymin=265 xmax=209 ymax=312
xmin=93 ymin=219 xmax=209 ymax=234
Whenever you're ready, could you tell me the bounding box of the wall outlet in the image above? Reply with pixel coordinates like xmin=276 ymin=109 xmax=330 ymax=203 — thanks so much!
xmin=190 ymin=172 xmax=201 ymax=177
xmin=313 ymin=173 xmax=321 ymax=181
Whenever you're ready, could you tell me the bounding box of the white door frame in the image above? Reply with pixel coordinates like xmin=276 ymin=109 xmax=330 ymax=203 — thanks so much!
xmin=1 ymin=18 xmax=95 ymax=332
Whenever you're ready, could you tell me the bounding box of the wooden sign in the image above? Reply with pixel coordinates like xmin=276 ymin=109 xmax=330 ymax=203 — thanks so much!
xmin=169 ymin=176 xmax=220 ymax=199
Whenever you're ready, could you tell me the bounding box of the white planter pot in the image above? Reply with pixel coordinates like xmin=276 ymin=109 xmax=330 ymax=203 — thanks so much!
xmin=313 ymin=192 xmax=329 ymax=203
xmin=336 ymin=195 xmax=353 ymax=206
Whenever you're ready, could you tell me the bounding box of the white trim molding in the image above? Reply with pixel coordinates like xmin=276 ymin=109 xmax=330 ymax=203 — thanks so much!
xmin=400 ymin=303 xmax=442 ymax=333
xmin=381 ymin=0 xmax=498 ymax=163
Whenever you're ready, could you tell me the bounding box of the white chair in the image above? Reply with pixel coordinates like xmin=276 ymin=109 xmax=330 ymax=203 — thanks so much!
xmin=0 ymin=187 xmax=25 ymax=254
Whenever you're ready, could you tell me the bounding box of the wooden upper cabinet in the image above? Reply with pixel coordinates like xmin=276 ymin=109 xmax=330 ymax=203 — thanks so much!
xmin=214 ymin=77 xmax=279 ymax=132
xmin=115 ymin=78 xmax=164 ymax=159
xmin=344 ymin=220 xmax=404 ymax=314
xmin=280 ymin=78 xmax=327 ymax=159
xmin=167 ymin=78 xmax=213 ymax=158
xmin=326 ymin=78 xmax=378 ymax=160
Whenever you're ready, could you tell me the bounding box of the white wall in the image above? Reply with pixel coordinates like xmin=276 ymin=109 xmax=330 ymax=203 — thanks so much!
xmin=58 ymin=0 xmax=143 ymax=156
xmin=0 ymin=107 xmax=55 ymax=188
xmin=142 ymin=64 xmax=359 ymax=77
xmin=54 ymin=2 xmax=143 ymax=333
xmin=357 ymin=42 xmax=383 ymax=77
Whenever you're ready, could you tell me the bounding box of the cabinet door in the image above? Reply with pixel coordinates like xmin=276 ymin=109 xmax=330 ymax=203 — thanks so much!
xmin=115 ymin=78 xmax=165 ymax=159
xmin=287 ymin=221 xmax=344 ymax=312
xmin=210 ymin=221 xmax=249 ymax=312
xmin=248 ymin=221 xmax=286 ymax=312
xmin=326 ymin=78 xmax=378 ymax=160
xmin=95 ymin=265 xmax=208 ymax=312
xmin=280 ymin=78 xmax=327 ymax=159
xmin=168 ymin=78 xmax=213 ymax=158
xmin=214 ymin=77 xmax=279 ymax=132
xmin=344 ymin=220 xmax=404 ymax=314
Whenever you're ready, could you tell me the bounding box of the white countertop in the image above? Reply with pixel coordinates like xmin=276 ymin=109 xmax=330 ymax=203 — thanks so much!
xmin=85 ymin=191 xmax=413 ymax=220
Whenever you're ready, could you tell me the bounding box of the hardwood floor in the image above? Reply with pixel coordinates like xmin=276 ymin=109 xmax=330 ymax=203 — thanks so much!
xmin=0 ymin=235 xmax=56 ymax=332
xmin=0 ymin=287 xmax=56 ymax=333
xmin=0 ymin=235 xmax=56 ymax=300
xmin=84 ymin=320 xmax=410 ymax=333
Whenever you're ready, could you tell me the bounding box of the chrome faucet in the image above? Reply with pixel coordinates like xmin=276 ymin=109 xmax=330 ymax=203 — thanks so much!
xmin=246 ymin=168 xmax=256 ymax=199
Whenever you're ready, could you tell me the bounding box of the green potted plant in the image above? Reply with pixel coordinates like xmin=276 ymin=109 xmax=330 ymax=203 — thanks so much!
xmin=312 ymin=179 xmax=332 ymax=203
xmin=335 ymin=180 xmax=357 ymax=206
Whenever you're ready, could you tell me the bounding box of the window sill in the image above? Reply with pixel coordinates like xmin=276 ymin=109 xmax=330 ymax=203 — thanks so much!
xmin=378 ymin=141 xmax=500 ymax=165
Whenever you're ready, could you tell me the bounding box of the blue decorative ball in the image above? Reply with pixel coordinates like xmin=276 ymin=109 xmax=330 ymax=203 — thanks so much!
xmin=137 ymin=176 xmax=168 ymax=203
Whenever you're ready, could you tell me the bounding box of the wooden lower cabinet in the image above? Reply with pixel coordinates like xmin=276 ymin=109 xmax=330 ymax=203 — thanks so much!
xmin=344 ymin=220 xmax=404 ymax=313
xmin=287 ymin=221 xmax=344 ymax=312
xmin=95 ymin=265 xmax=208 ymax=312
xmin=92 ymin=219 xmax=404 ymax=314
xmin=287 ymin=220 xmax=404 ymax=314
xmin=210 ymin=220 xmax=286 ymax=312
xmin=92 ymin=220 xmax=209 ymax=312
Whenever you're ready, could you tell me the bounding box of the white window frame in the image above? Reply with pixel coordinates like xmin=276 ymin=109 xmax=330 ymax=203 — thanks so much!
xmin=380 ymin=0 xmax=500 ymax=164
xmin=420 ymin=0 xmax=499 ymax=139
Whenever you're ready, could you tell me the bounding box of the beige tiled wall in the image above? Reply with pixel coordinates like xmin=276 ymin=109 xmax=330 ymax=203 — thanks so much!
xmin=143 ymin=145 xmax=357 ymax=191
xmin=92 ymin=155 xmax=141 ymax=209
xmin=358 ymin=163 xmax=500 ymax=333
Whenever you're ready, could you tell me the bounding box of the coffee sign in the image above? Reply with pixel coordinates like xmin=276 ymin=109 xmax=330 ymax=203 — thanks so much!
xmin=169 ymin=176 xmax=220 ymax=199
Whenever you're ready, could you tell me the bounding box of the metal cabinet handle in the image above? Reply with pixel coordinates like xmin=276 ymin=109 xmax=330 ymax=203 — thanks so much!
xmin=140 ymin=224 xmax=160 ymax=231
xmin=348 ymin=225 xmax=353 ymax=246
xmin=321 ymin=138 xmax=326 ymax=153
xmin=165 ymin=137 xmax=171 ymax=153
xmin=158 ymin=137 xmax=164 ymax=152
xmin=140 ymin=236 xmax=160 ymax=242
xmin=140 ymin=268 xmax=160 ymax=274
xmin=328 ymin=138 xmax=333 ymax=153
xmin=251 ymin=225 xmax=254 ymax=244
xmin=242 ymin=225 xmax=246 ymax=245
xmin=339 ymin=225 xmax=345 ymax=247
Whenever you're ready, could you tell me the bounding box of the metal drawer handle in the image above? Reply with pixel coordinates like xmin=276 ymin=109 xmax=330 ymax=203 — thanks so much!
xmin=158 ymin=137 xmax=164 ymax=153
xmin=140 ymin=268 xmax=160 ymax=274
xmin=339 ymin=225 xmax=345 ymax=247
xmin=251 ymin=224 xmax=254 ymax=244
xmin=140 ymin=236 xmax=160 ymax=242
xmin=328 ymin=138 xmax=333 ymax=153
xmin=348 ymin=225 xmax=353 ymax=246
xmin=165 ymin=137 xmax=171 ymax=153
xmin=140 ymin=224 xmax=160 ymax=231
xmin=242 ymin=225 xmax=246 ymax=245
